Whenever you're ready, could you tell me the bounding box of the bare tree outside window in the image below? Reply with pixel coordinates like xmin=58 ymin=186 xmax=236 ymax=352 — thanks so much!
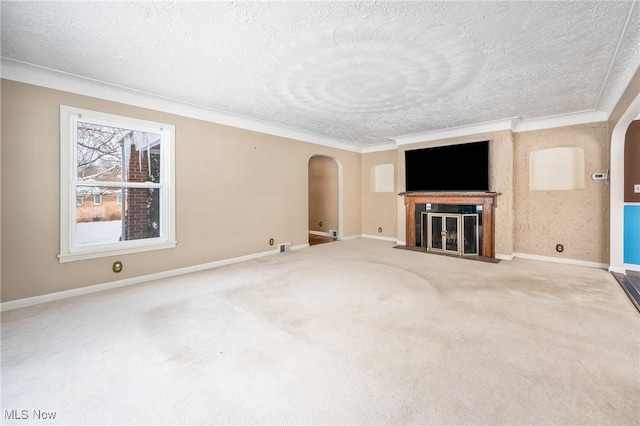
xmin=77 ymin=123 xmax=126 ymax=181
xmin=75 ymin=122 xmax=161 ymax=245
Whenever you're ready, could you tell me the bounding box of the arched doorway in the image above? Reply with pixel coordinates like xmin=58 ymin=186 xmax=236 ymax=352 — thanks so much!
xmin=610 ymin=92 xmax=640 ymax=273
xmin=308 ymin=155 xmax=343 ymax=245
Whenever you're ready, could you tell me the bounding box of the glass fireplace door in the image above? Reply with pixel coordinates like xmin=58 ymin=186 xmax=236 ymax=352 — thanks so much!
xmin=462 ymin=214 xmax=479 ymax=255
xmin=426 ymin=213 xmax=460 ymax=255
xmin=444 ymin=215 xmax=459 ymax=254
xmin=422 ymin=211 xmax=480 ymax=257
xmin=429 ymin=214 xmax=442 ymax=250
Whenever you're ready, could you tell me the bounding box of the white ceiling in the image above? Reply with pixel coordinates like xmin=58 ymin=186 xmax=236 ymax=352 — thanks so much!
xmin=2 ymin=1 xmax=639 ymax=149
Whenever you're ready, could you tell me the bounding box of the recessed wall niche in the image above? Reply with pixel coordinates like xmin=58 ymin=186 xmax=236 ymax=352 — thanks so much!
xmin=372 ymin=164 xmax=395 ymax=193
xmin=530 ymin=147 xmax=585 ymax=190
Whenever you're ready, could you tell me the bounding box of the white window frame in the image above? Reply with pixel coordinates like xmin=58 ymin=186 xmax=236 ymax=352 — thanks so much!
xmin=93 ymin=194 xmax=102 ymax=206
xmin=59 ymin=105 xmax=176 ymax=263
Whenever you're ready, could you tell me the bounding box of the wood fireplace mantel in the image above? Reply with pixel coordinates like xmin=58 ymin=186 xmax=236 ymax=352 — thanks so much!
xmin=401 ymin=192 xmax=500 ymax=258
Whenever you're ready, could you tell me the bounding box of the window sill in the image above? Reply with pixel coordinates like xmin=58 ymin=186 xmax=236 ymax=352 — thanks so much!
xmin=58 ymin=240 xmax=177 ymax=263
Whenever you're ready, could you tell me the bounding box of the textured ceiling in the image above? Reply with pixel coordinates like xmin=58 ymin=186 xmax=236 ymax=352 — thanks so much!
xmin=2 ymin=1 xmax=639 ymax=148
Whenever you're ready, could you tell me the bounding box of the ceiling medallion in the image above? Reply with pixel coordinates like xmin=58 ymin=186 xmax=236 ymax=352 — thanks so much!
xmin=272 ymin=18 xmax=484 ymax=114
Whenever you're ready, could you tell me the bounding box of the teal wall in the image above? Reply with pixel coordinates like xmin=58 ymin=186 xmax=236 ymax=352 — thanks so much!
xmin=624 ymin=204 xmax=640 ymax=265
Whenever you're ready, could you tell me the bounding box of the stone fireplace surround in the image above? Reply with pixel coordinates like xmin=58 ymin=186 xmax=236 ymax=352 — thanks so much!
xmin=401 ymin=192 xmax=500 ymax=258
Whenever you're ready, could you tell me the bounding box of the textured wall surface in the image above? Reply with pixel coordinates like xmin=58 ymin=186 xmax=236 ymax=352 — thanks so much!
xmin=0 ymin=80 xmax=361 ymax=302
xmin=361 ymin=150 xmax=398 ymax=239
xmin=514 ymin=123 xmax=610 ymax=263
xmin=308 ymin=156 xmax=339 ymax=233
xmin=397 ymin=131 xmax=515 ymax=255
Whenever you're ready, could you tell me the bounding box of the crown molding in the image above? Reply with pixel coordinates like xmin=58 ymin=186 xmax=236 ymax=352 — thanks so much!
xmin=361 ymin=142 xmax=398 ymax=153
xmin=391 ymin=109 xmax=609 ymax=146
xmin=392 ymin=118 xmax=519 ymax=145
xmin=513 ymin=110 xmax=608 ymax=132
xmin=0 ymin=57 xmax=361 ymax=153
xmin=1 ymin=58 xmax=612 ymax=154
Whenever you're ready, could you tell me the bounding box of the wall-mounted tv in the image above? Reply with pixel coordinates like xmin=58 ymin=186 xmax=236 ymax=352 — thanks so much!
xmin=405 ymin=140 xmax=490 ymax=192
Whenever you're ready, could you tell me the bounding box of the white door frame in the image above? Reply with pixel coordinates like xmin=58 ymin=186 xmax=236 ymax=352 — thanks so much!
xmin=610 ymin=91 xmax=640 ymax=273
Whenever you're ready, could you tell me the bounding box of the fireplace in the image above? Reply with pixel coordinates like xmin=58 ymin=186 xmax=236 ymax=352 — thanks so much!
xmin=422 ymin=211 xmax=479 ymax=256
xmin=401 ymin=192 xmax=500 ymax=258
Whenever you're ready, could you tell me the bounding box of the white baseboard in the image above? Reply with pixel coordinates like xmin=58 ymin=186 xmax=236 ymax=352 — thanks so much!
xmin=396 ymin=240 xmax=406 ymax=246
xmin=3 ymin=243 xmax=615 ymax=311
xmin=340 ymin=235 xmax=359 ymax=241
xmin=623 ymin=263 xmax=640 ymax=272
xmin=512 ymin=252 xmax=608 ymax=270
xmin=495 ymin=253 xmax=515 ymax=261
xmin=360 ymin=234 xmax=398 ymax=242
xmin=609 ymin=266 xmax=627 ymax=274
xmin=309 ymin=230 xmax=331 ymax=237
xmin=1 ymin=243 xmax=309 ymax=312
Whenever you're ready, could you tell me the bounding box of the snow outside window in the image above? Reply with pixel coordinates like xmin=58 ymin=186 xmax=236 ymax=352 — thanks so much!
xmin=59 ymin=106 xmax=176 ymax=262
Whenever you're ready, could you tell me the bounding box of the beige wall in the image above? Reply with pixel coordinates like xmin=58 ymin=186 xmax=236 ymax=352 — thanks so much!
xmin=396 ymin=131 xmax=515 ymax=255
xmin=513 ymin=123 xmax=609 ymax=263
xmin=0 ymin=80 xmax=361 ymax=302
xmin=308 ymin=155 xmax=339 ymax=233
xmin=624 ymin=120 xmax=640 ymax=202
xmin=361 ymin=150 xmax=398 ymax=239
xmin=0 ymin=78 xmax=619 ymax=303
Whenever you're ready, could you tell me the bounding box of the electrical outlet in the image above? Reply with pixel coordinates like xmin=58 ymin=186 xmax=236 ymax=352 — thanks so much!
xmin=634 ymin=184 xmax=640 ymax=194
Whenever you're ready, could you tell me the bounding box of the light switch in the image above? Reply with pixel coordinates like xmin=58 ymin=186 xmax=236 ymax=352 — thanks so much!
xmin=635 ymin=184 xmax=640 ymax=194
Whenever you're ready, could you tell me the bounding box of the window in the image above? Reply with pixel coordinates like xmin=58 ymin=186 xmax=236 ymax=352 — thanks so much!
xmin=59 ymin=106 xmax=176 ymax=262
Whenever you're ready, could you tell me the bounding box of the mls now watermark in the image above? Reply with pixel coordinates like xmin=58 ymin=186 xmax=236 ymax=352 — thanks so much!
xmin=5 ymin=409 xmax=57 ymax=420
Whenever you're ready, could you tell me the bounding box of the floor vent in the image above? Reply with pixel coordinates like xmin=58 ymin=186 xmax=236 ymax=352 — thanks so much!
xmin=279 ymin=242 xmax=291 ymax=253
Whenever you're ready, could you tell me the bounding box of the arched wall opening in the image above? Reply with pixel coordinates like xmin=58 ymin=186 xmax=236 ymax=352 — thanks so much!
xmin=610 ymin=91 xmax=640 ymax=272
xmin=308 ymin=155 xmax=343 ymax=241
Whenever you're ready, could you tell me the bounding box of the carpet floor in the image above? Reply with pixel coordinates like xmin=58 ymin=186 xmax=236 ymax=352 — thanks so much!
xmin=2 ymin=239 xmax=639 ymax=425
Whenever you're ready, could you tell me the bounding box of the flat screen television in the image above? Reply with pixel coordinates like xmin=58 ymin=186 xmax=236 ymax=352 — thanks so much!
xmin=405 ymin=140 xmax=490 ymax=192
